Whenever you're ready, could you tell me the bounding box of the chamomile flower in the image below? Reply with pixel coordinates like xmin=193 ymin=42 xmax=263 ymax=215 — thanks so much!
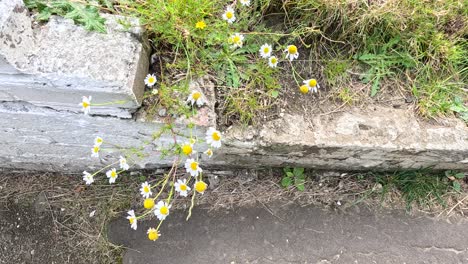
xmin=144 ymin=198 xmax=155 ymax=209
xmin=195 ymin=20 xmax=206 ymax=29
xmin=140 ymin=181 xmax=152 ymax=199
xmin=147 ymin=228 xmax=160 ymax=241
xmin=174 ymin=179 xmax=191 ymax=197
xmin=229 ymin=33 xmax=244 ymax=48
xmin=126 ymin=210 xmax=137 ymax=230
xmin=206 ymin=127 xmax=222 ymax=148
xmin=181 ymin=142 xmax=194 ymax=156
xmin=119 ymin=156 xmax=130 ymax=171
xmin=204 ymin=148 xmax=213 ymax=158
xmin=222 ymin=6 xmax=236 ymax=23
xmin=91 ymin=145 xmax=100 ymax=158
xmin=239 ymin=0 xmax=251 ymax=6
xmin=194 ymin=180 xmax=208 ymax=194
xmin=106 ymin=168 xmax=118 ymax=184
xmin=259 ymin=43 xmax=273 ymax=58
xmin=80 ymin=96 xmax=91 ymax=115
xmin=185 ymin=158 xmax=203 ymax=177
xmin=268 ymin=56 xmax=279 ymax=68
xmin=299 ymin=85 xmax=310 ymax=94
xmin=144 ymin=74 xmax=157 ymax=87
xmin=82 ymin=171 xmax=94 ymax=185
xmin=154 ymin=201 xmax=171 ymax=221
xmin=303 ymin=78 xmax=320 ymax=93
xmin=94 ymin=136 xmax=103 ymax=146
xmin=284 ymin=45 xmax=299 ymax=61
xmin=187 ymin=91 xmax=205 ymax=107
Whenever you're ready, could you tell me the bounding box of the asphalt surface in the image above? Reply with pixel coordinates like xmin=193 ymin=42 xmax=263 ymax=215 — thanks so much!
xmin=108 ymin=203 xmax=468 ymax=264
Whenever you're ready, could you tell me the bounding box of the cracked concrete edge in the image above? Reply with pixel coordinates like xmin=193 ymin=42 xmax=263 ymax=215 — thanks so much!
xmin=0 ymin=0 xmax=149 ymax=117
xmin=211 ymin=108 xmax=468 ymax=171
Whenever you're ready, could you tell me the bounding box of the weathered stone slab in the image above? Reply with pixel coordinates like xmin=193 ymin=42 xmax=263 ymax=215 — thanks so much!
xmin=0 ymin=0 xmax=149 ymax=118
xmin=212 ymin=107 xmax=468 ymax=171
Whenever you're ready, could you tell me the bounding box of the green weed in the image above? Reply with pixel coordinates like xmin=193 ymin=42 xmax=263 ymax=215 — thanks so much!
xmin=24 ymin=0 xmax=106 ymax=32
xmin=281 ymin=167 xmax=306 ymax=191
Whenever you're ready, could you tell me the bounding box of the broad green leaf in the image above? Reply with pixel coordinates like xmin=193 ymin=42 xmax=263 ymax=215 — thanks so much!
xmin=281 ymin=177 xmax=292 ymax=188
xmin=293 ymin=167 xmax=304 ymax=177
xmin=453 ymin=181 xmax=461 ymax=192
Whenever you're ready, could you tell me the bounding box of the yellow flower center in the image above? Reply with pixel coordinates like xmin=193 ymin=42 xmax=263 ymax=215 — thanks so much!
xmin=270 ymin=57 xmax=277 ymax=64
xmin=233 ymin=35 xmax=241 ymax=43
xmin=288 ymin=45 xmax=297 ymax=54
xmin=180 ymin=184 xmax=187 ymax=191
xmin=263 ymin=47 xmax=269 ymax=53
xmin=148 ymin=77 xmax=155 ymax=84
xmin=144 ymin=198 xmax=155 ymax=209
xmin=300 ymin=85 xmax=309 ymax=94
xmin=182 ymin=144 xmax=192 ymax=155
xmin=144 ymin=186 xmax=150 ymax=193
xmin=190 ymin=162 xmax=198 ymax=171
xmin=82 ymin=101 xmax=89 ymax=108
xmin=96 ymin=138 xmax=102 ymax=144
xmin=129 ymin=217 xmax=135 ymax=224
xmin=93 ymin=146 xmax=99 ymax=153
xmin=212 ymin=132 xmax=221 ymax=141
xmin=160 ymin=206 xmax=169 ymax=215
xmin=308 ymin=79 xmax=317 ymax=87
xmin=148 ymin=230 xmax=159 ymax=241
xmin=111 ymin=171 xmax=117 ymax=178
xmin=195 ymin=181 xmax=207 ymax=193
xmin=206 ymin=149 xmax=213 ymax=156
xmin=192 ymin=92 xmax=201 ymax=100
xmin=226 ymin=11 xmax=233 ymax=19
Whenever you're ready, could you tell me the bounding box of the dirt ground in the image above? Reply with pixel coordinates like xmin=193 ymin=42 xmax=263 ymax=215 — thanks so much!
xmin=0 ymin=169 xmax=466 ymax=263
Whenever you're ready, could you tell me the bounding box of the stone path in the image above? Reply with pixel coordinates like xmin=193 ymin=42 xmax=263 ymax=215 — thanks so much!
xmin=108 ymin=203 xmax=468 ymax=264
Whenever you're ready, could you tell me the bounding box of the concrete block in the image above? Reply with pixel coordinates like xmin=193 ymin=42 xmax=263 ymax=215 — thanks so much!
xmin=0 ymin=0 xmax=149 ymax=118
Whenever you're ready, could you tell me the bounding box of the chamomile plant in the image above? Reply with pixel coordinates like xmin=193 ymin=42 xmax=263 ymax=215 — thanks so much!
xmin=77 ymin=0 xmax=320 ymax=243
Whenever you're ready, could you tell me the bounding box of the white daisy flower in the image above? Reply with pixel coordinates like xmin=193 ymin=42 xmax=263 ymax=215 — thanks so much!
xmin=222 ymin=6 xmax=236 ymax=23
xmin=140 ymin=181 xmax=152 ymax=198
xmin=174 ymin=179 xmax=191 ymax=197
xmin=151 ymin=89 xmax=158 ymax=95
xmin=185 ymin=158 xmax=203 ymax=177
xmin=284 ymin=45 xmax=299 ymax=61
xmin=126 ymin=210 xmax=137 ymax=230
xmin=119 ymin=156 xmax=130 ymax=171
xmin=206 ymin=127 xmax=222 ymax=148
xmin=239 ymin=0 xmax=251 ymax=6
xmin=147 ymin=228 xmax=160 ymax=241
xmin=303 ymin=78 xmax=320 ymax=93
xmin=106 ymin=168 xmax=118 ymax=184
xmin=154 ymin=201 xmax=171 ymax=221
xmin=259 ymin=43 xmax=273 ymax=58
xmin=187 ymin=91 xmax=205 ymax=107
xmin=82 ymin=171 xmax=94 ymax=185
xmin=268 ymin=56 xmax=279 ymax=68
xmin=79 ymin=96 xmax=91 ymax=115
xmin=94 ymin=136 xmax=103 ymax=147
xmin=204 ymin=149 xmax=213 ymax=158
xmin=181 ymin=142 xmax=194 ymax=156
xmin=229 ymin=33 xmax=244 ymax=49
xmin=144 ymin=74 xmax=157 ymax=87
xmin=91 ymin=145 xmax=100 ymax=158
